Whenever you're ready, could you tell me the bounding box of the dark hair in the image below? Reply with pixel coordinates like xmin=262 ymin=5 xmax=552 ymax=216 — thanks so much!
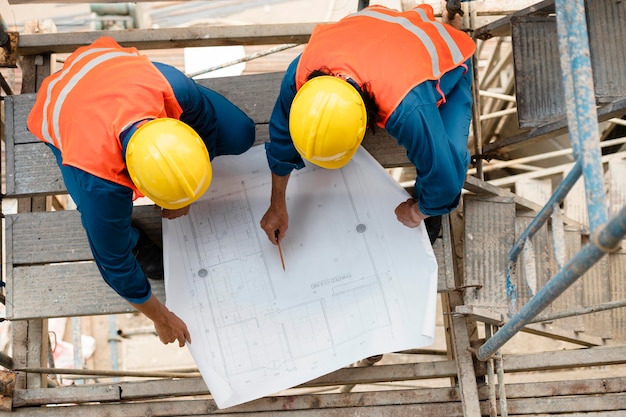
xmin=308 ymin=68 xmax=381 ymax=133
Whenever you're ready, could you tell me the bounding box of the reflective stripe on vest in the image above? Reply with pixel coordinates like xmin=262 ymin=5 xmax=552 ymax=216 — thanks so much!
xmin=295 ymin=5 xmax=475 ymax=126
xmin=40 ymin=48 xmax=140 ymax=151
xmin=347 ymin=7 xmax=465 ymax=78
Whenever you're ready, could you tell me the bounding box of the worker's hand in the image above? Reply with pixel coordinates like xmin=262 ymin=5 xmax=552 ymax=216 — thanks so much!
xmin=260 ymin=202 xmax=289 ymax=244
xmin=153 ymin=309 xmax=192 ymax=347
xmin=131 ymin=295 xmax=191 ymax=347
xmin=395 ymin=198 xmax=428 ymax=228
xmin=443 ymin=0 xmax=464 ymax=30
xmin=159 ymin=205 xmax=191 ymax=220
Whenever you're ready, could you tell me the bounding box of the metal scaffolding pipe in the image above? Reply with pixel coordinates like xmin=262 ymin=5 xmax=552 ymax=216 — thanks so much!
xmin=478 ymin=204 xmax=626 ymax=361
xmin=555 ymin=0 xmax=607 ymax=230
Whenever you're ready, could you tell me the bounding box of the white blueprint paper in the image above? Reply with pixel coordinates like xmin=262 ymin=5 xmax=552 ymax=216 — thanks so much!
xmin=162 ymin=145 xmax=438 ymax=409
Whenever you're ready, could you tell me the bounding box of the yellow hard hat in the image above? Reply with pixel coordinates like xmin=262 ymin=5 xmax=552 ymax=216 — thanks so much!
xmin=289 ymin=76 xmax=367 ymax=169
xmin=126 ymin=118 xmax=212 ymax=210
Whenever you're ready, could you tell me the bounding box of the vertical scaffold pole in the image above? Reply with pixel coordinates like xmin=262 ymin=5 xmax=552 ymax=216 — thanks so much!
xmin=554 ymin=0 xmax=607 ymax=230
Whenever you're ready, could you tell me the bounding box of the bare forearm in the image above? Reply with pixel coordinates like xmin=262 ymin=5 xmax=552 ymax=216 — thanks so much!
xmin=131 ymin=294 xmax=191 ymax=346
xmin=260 ymin=173 xmax=291 ymax=243
xmin=270 ymin=172 xmax=290 ymax=207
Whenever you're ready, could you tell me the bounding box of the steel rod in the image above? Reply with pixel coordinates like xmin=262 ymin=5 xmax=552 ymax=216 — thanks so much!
xmin=555 ymin=0 xmax=607 ymax=230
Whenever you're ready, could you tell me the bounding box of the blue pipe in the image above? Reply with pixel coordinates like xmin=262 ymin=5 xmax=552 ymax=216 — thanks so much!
xmin=555 ymin=0 xmax=607 ymax=230
xmin=505 ymin=161 xmax=583 ymax=313
xmin=478 ymin=204 xmax=626 ymax=361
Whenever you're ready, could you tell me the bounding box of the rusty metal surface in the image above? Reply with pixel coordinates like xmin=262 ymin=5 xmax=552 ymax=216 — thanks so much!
xmin=581 ymin=257 xmax=614 ymax=340
xmin=463 ymin=195 xmax=516 ymax=310
xmin=510 ymin=1 xmax=626 ymax=128
xmin=609 ymin=249 xmax=626 ymax=343
xmin=511 ymin=15 xmax=565 ymax=129
xmin=514 ymin=213 xmax=553 ymax=312
xmin=586 ymin=0 xmax=626 ymax=103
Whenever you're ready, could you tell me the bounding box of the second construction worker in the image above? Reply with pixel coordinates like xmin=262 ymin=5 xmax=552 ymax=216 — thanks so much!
xmin=260 ymin=4 xmax=475 ymax=246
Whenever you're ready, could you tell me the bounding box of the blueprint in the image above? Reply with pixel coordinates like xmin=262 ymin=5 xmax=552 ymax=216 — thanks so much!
xmin=162 ymin=144 xmax=438 ymax=409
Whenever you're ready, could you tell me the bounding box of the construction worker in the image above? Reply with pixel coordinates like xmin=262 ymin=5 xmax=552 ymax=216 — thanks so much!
xmin=27 ymin=36 xmax=255 ymax=347
xmin=260 ymin=4 xmax=475 ymax=245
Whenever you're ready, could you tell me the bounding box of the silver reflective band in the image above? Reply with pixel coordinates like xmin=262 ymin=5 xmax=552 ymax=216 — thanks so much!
xmin=40 ymin=48 xmax=139 ymax=150
xmin=411 ymin=7 xmax=464 ymax=65
xmin=348 ymin=8 xmax=466 ymax=78
xmin=349 ymin=9 xmax=441 ymax=76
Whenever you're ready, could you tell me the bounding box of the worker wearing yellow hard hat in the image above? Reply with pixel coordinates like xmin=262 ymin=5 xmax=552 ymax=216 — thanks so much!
xmin=261 ymin=3 xmax=475 ymax=246
xmin=288 ymin=76 xmax=368 ymax=170
xmin=126 ymin=118 xmax=212 ymax=211
xmin=27 ymin=36 xmax=255 ymax=348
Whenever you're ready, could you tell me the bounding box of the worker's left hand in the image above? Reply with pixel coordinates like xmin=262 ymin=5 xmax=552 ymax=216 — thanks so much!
xmin=395 ymin=198 xmax=428 ymax=228
xmin=160 ymin=205 xmax=191 ymax=220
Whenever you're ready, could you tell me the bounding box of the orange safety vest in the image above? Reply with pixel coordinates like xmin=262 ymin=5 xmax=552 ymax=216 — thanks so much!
xmin=295 ymin=4 xmax=476 ymax=126
xmin=27 ymin=36 xmax=183 ymax=195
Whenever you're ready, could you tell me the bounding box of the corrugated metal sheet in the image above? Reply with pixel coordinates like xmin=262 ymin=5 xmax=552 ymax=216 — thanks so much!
xmin=511 ymin=0 xmax=626 ymax=128
xmin=582 ymin=257 xmax=614 ymax=339
xmin=511 ymin=15 xmax=565 ymax=129
xmin=463 ymin=195 xmax=515 ymax=310
xmin=514 ymin=213 xmax=553 ymax=311
xmin=610 ymin=249 xmax=626 ymax=342
xmin=586 ymin=0 xmax=626 ymax=103
xmin=552 ymin=227 xmax=585 ymax=332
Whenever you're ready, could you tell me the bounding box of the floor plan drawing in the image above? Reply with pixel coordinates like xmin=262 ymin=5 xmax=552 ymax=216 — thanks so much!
xmin=163 ymin=144 xmax=438 ymax=408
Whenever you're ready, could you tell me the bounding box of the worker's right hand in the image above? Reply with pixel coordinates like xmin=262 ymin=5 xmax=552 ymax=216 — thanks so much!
xmin=160 ymin=205 xmax=190 ymax=220
xmin=260 ymin=202 xmax=289 ymax=244
xmin=153 ymin=309 xmax=192 ymax=347
xmin=131 ymin=295 xmax=191 ymax=347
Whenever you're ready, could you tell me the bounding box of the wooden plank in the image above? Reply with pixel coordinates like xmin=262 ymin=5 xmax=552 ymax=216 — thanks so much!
xmin=8 ymin=392 xmax=626 ymax=416
xmin=497 ymin=376 xmax=626 ymax=399
xmin=6 ymin=205 xmax=165 ymax=319
xmin=17 ymin=25 xmax=315 ymax=56
xmin=505 ymin=393 xmax=626 ymax=415
xmin=446 ymin=290 xmax=483 ymax=416
xmin=473 ymin=0 xmax=555 ymax=40
xmin=2 ymin=398 xmax=470 ymax=417
xmin=455 ymin=304 xmax=605 ymax=346
xmin=14 ymin=383 xmax=120 ymax=408
xmin=302 ymin=360 xmax=458 ymax=387
xmin=502 ymin=344 xmax=626 ymax=372
xmin=7 ymin=262 xmax=166 ymax=319
xmin=14 ymin=366 xmax=626 ymax=408
xmin=16 ymin=374 xmax=626 ymax=408
xmin=7 ymin=206 xmax=160 ymax=265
